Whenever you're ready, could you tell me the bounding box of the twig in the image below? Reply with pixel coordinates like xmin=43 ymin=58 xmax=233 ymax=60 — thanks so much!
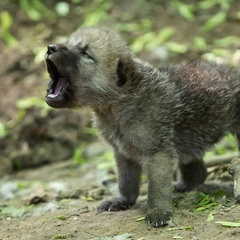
xmin=204 ymin=152 xmax=238 ymax=167
xmin=228 ymin=158 xmax=240 ymax=203
xmin=85 ymin=231 xmax=100 ymax=237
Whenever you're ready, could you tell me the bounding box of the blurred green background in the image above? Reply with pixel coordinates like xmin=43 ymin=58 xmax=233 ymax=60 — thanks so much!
xmin=0 ymin=0 xmax=240 ymax=173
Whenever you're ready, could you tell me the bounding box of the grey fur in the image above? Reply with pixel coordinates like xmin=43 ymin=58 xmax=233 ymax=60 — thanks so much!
xmin=45 ymin=27 xmax=240 ymax=227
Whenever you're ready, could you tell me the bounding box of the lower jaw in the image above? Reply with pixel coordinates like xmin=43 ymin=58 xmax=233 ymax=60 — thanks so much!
xmin=45 ymin=95 xmax=69 ymax=108
xmin=46 ymin=80 xmax=69 ymax=99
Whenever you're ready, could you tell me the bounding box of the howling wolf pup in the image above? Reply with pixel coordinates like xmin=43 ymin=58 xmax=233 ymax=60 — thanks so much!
xmin=45 ymin=27 xmax=240 ymax=227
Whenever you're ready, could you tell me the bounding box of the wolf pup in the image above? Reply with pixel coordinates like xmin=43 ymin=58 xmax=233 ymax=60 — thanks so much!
xmin=45 ymin=27 xmax=240 ymax=227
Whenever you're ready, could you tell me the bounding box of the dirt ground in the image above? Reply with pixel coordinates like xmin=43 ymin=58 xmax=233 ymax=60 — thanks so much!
xmin=1 ymin=157 xmax=240 ymax=240
xmin=1 ymin=1 xmax=240 ymax=239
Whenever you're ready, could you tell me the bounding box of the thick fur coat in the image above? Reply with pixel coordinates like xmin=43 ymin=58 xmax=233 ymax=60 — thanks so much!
xmin=45 ymin=27 xmax=240 ymax=226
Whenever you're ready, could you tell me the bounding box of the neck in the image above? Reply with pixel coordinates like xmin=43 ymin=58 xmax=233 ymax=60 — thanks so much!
xmin=92 ymin=58 xmax=159 ymax=112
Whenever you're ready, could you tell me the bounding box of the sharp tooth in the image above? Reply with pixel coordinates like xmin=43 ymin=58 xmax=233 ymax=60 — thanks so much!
xmin=47 ymin=93 xmax=60 ymax=98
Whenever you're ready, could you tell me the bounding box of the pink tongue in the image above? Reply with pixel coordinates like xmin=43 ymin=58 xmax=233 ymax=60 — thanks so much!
xmin=54 ymin=77 xmax=66 ymax=94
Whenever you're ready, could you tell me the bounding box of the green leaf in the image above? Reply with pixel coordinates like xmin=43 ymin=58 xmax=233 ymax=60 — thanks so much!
xmin=83 ymin=127 xmax=99 ymax=137
xmin=237 ymin=12 xmax=240 ymax=20
xmin=194 ymin=36 xmax=208 ymax=51
xmin=206 ymin=212 xmax=214 ymax=222
xmin=173 ymin=236 xmax=184 ymax=239
xmin=81 ymin=0 xmax=112 ymax=27
xmin=16 ymin=97 xmax=49 ymax=110
xmin=210 ymin=190 xmax=225 ymax=197
xmin=0 ymin=122 xmax=7 ymax=138
xmin=135 ymin=216 xmax=145 ymax=222
xmin=0 ymin=206 xmax=26 ymax=217
xmin=143 ymin=28 xmax=174 ymax=51
xmin=131 ymin=32 xmax=155 ymax=53
xmin=131 ymin=38 xmax=146 ymax=53
xmin=60 ymin=199 xmax=70 ymax=204
xmin=73 ymin=148 xmax=86 ymax=165
xmin=84 ymin=196 xmax=94 ymax=202
xmin=198 ymin=0 xmax=217 ymax=10
xmin=0 ymin=11 xmax=12 ymax=31
xmin=97 ymin=151 xmax=114 ymax=170
xmin=215 ymin=36 xmax=240 ymax=47
xmin=166 ymin=42 xmax=188 ymax=54
xmin=32 ymin=0 xmax=55 ymax=19
xmin=83 ymin=11 xmax=107 ymax=26
xmin=216 ymin=221 xmax=240 ymax=227
xmin=33 ymin=47 xmax=47 ymax=64
xmin=157 ymin=28 xmax=174 ymax=43
xmin=17 ymin=181 xmax=30 ymax=190
xmin=172 ymin=0 xmax=195 ymax=21
xmin=184 ymin=225 xmax=194 ymax=230
xmin=52 ymin=234 xmax=67 ymax=239
xmin=202 ymin=12 xmax=226 ymax=32
xmin=194 ymin=192 xmax=221 ymax=212
xmin=20 ymin=0 xmax=42 ymax=21
xmin=116 ymin=23 xmax=139 ymax=32
xmin=0 ymin=11 xmax=17 ymax=46
xmin=57 ymin=215 xmax=67 ymax=220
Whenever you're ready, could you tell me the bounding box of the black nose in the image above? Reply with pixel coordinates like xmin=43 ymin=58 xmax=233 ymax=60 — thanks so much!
xmin=47 ymin=44 xmax=58 ymax=54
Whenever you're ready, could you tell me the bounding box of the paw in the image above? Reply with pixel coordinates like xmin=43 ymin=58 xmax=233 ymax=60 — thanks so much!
xmin=174 ymin=178 xmax=206 ymax=192
xmin=174 ymin=181 xmax=189 ymax=192
xmin=97 ymin=196 xmax=134 ymax=212
xmin=145 ymin=208 xmax=172 ymax=227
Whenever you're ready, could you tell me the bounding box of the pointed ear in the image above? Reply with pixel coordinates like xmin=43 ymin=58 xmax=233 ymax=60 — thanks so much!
xmin=116 ymin=60 xmax=128 ymax=87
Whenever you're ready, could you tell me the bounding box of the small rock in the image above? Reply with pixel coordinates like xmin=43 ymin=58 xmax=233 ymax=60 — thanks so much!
xmin=22 ymin=182 xmax=47 ymax=205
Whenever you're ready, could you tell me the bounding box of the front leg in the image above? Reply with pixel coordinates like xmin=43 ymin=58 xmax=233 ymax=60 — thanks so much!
xmin=145 ymin=151 xmax=177 ymax=227
xmin=97 ymin=150 xmax=142 ymax=212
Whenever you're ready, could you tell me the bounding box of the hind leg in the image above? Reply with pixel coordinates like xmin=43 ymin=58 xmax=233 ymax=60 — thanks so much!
xmin=174 ymin=156 xmax=208 ymax=192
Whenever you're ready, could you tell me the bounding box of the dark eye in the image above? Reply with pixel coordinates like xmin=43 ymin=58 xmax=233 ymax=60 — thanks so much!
xmin=82 ymin=51 xmax=93 ymax=60
xmin=82 ymin=51 xmax=90 ymax=58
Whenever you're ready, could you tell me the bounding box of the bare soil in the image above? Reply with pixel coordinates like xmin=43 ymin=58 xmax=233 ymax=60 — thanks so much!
xmin=1 ymin=158 xmax=240 ymax=240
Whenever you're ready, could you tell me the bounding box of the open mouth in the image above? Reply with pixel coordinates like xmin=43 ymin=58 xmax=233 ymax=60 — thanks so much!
xmin=46 ymin=59 xmax=68 ymax=99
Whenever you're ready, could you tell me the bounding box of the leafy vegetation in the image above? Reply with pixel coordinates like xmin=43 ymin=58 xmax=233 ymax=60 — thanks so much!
xmin=0 ymin=205 xmax=33 ymax=218
xmin=73 ymin=148 xmax=86 ymax=165
xmin=0 ymin=11 xmax=17 ymax=47
xmin=1 ymin=0 xmax=239 ymax=54
xmin=56 ymin=214 xmax=67 ymax=220
xmin=0 ymin=0 xmax=239 ymax=166
xmin=52 ymin=234 xmax=68 ymax=239
xmin=194 ymin=191 xmax=223 ymax=212
xmin=216 ymin=220 xmax=240 ymax=227
xmin=166 ymin=225 xmax=194 ymax=239
xmin=0 ymin=122 xmax=7 ymax=138
xmin=20 ymin=0 xmax=55 ymax=21
xmin=205 ymin=134 xmax=238 ymax=158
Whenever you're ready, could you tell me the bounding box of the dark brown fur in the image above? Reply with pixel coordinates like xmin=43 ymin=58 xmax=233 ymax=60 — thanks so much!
xmin=45 ymin=27 xmax=240 ymax=227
